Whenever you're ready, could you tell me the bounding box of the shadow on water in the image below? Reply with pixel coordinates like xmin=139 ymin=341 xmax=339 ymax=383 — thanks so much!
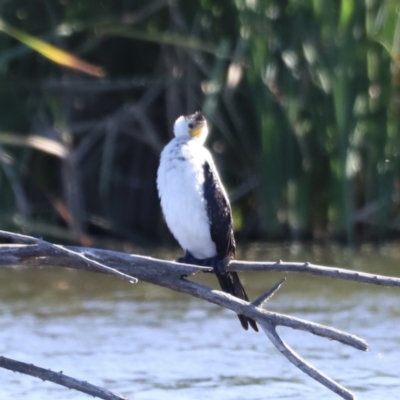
xmin=0 ymin=243 xmax=400 ymax=400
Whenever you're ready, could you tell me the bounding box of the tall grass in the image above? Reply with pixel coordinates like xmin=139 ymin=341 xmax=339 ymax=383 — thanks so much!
xmin=0 ymin=0 xmax=399 ymax=246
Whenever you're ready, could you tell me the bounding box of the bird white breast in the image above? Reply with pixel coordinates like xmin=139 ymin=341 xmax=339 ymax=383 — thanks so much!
xmin=157 ymin=138 xmax=217 ymax=259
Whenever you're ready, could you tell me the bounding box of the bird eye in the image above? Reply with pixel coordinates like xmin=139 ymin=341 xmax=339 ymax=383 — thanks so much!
xmin=188 ymin=123 xmax=194 ymax=128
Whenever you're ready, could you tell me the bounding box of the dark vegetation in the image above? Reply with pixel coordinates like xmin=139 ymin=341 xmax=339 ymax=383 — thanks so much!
xmin=0 ymin=0 xmax=399 ymax=246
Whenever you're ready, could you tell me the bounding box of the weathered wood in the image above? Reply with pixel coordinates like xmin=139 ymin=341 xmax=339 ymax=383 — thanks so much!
xmin=0 ymin=356 xmax=128 ymax=400
xmin=0 ymin=243 xmax=369 ymax=349
xmin=260 ymin=322 xmax=355 ymax=400
xmin=1 ymin=229 xmax=400 ymax=399
xmin=230 ymin=259 xmax=400 ymax=287
xmin=251 ymin=278 xmax=286 ymax=307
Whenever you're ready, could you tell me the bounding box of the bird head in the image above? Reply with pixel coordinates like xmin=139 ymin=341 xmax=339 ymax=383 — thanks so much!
xmin=173 ymin=111 xmax=208 ymax=143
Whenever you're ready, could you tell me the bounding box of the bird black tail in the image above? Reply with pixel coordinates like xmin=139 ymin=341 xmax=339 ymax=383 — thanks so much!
xmin=215 ymin=271 xmax=258 ymax=332
xmin=176 ymin=251 xmax=258 ymax=332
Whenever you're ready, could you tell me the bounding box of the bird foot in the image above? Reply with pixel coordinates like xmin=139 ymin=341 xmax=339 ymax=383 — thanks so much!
xmin=176 ymin=252 xmax=225 ymax=272
xmin=209 ymin=257 xmax=226 ymax=274
xmin=176 ymin=251 xmax=203 ymax=265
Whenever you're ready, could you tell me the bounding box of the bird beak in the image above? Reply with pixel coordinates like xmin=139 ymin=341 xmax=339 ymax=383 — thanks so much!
xmin=189 ymin=121 xmax=206 ymax=138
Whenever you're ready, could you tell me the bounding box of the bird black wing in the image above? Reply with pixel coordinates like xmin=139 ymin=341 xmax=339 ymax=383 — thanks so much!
xmin=203 ymin=160 xmax=258 ymax=332
xmin=202 ymin=160 xmax=235 ymax=260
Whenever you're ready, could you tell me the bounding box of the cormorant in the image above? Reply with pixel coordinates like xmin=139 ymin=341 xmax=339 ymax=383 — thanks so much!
xmin=157 ymin=111 xmax=258 ymax=331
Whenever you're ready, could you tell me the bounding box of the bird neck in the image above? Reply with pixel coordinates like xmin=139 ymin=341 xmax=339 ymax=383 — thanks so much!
xmin=175 ymin=136 xmax=207 ymax=147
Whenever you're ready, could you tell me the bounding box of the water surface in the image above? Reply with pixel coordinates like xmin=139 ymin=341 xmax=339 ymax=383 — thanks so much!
xmin=0 ymin=244 xmax=399 ymax=399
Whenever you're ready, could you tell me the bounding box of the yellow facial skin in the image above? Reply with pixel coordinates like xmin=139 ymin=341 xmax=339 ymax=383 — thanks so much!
xmin=189 ymin=122 xmax=206 ymax=138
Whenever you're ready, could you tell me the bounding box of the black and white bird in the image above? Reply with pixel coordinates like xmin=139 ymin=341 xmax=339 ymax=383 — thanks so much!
xmin=157 ymin=111 xmax=258 ymax=331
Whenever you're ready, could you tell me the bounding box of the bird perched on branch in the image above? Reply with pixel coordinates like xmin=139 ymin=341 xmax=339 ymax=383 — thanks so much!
xmin=157 ymin=111 xmax=258 ymax=331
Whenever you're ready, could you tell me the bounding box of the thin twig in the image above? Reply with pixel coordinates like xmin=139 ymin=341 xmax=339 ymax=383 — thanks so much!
xmin=0 ymin=230 xmax=138 ymax=283
xmin=53 ymin=244 xmax=138 ymax=283
xmin=251 ymin=277 xmax=286 ymax=307
xmin=0 ymin=356 xmax=128 ymax=400
xmin=0 ymin=229 xmax=40 ymax=244
xmin=229 ymin=259 xmax=400 ymax=288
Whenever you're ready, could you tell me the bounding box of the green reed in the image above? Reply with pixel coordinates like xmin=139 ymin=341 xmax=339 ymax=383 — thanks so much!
xmin=0 ymin=0 xmax=399 ymax=245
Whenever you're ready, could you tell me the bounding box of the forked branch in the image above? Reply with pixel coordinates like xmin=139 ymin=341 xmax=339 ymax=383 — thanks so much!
xmin=1 ymin=230 xmax=400 ymax=400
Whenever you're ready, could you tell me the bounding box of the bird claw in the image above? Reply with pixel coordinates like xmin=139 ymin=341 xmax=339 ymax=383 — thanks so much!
xmin=211 ymin=258 xmax=226 ymax=274
xmin=176 ymin=252 xmax=229 ymax=275
xmin=176 ymin=250 xmax=198 ymax=265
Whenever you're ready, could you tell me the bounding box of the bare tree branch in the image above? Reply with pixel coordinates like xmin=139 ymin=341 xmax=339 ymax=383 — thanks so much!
xmin=252 ymin=277 xmax=286 ymax=307
xmin=260 ymin=322 xmax=355 ymax=400
xmin=0 ymin=355 xmax=128 ymax=400
xmin=229 ymin=259 xmax=400 ymax=288
xmin=1 ymin=229 xmax=400 ymax=399
xmin=0 ymin=230 xmax=138 ymax=283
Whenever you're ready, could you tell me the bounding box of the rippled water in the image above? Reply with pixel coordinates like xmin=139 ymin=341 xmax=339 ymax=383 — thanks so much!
xmin=0 ymin=244 xmax=400 ymax=399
